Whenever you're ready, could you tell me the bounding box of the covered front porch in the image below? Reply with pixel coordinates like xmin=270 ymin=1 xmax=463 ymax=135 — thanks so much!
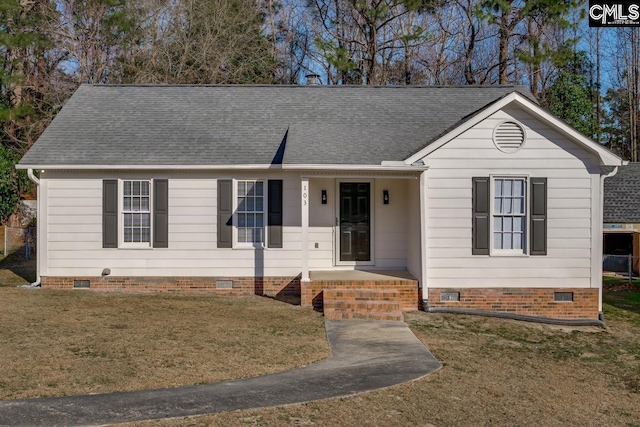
xmin=294 ymin=170 xmax=427 ymax=319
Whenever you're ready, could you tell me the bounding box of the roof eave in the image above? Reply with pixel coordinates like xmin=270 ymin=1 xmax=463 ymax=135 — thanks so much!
xmin=16 ymin=163 xmax=428 ymax=172
xmin=281 ymin=164 xmax=427 ymax=171
xmin=16 ymin=163 xmax=278 ymax=170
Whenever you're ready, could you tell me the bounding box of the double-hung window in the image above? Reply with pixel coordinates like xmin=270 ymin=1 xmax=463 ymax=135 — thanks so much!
xmin=217 ymin=178 xmax=282 ymax=249
xmin=493 ymin=178 xmax=526 ymax=253
xmin=236 ymin=180 xmax=265 ymax=245
xmin=473 ymin=176 xmax=546 ymax=256
xmin=103 ymin=178 xmax=168 ymax=249
xmin=122 ymin=180 xmax=151 ymax=245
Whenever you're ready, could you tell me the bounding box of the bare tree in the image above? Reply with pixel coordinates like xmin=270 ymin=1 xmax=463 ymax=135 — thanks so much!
xmin=307 ymin=0 xmax=443 ymax=85
xmin=126 ymin=0 xmax=275 ymax=84
xmin=263 ymin=0 xmax=309 ymax=84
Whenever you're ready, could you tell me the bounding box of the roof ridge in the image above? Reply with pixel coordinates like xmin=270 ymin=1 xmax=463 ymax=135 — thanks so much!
xmin=85 ymin=83 xmax=527 ymax=89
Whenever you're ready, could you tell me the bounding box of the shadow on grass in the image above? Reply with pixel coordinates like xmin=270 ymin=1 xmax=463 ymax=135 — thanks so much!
xmin=252 ymin=276 xmax=302 ymax=306
xmin=604 ymin=289 xmax=640 ymax=315
xmin=0 ymin=256 xmax=36 ymax=287
xmin=603 ymin=275 xmax=640 ymax=316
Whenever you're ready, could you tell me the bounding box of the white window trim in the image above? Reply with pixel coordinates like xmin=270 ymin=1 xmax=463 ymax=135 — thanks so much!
xmin=232 ymin=178 xmax=268 ymax=249
xmin=118 ymin=178 xmax=153 ymax=249
xmin=489 ymin=174 xmax=530 ymax=257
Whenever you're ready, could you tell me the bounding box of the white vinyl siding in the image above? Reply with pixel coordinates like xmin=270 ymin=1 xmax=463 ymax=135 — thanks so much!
xmin=374 ymin=178 xmax=408 ymax=268
xmin=424 ymin=105 xmax=599 ymax=289
xmin=308 ymin=178 xmax=335 ymax=269
xmin=406 ymin=178 xmax=422 ymax=281
xmin=43 ymin=171 xmax=303 ymax=278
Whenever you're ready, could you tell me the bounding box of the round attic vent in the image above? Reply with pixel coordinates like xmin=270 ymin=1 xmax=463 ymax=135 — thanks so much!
xmin=493 ymin=121 xmax=526 ymax=153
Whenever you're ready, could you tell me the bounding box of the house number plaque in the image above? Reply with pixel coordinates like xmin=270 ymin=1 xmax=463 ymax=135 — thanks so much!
xmin=302 ymin=183 xmax=308 ymax=206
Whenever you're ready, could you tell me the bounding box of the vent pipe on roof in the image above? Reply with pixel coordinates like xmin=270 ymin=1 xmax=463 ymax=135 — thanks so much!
xmin=305 ymin=74 xmax=321 ymax=85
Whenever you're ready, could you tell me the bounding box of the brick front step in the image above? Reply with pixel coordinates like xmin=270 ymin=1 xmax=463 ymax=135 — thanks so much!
xmin=326 ymin=288 xmax=400 ymax=301
xmin=324 ymin=300 xmax=402 ymax=312
xmin=324 ymin=311 xmax=404 ymax=321
xmin=323 ymin=288 xmax=404 ymax=321
xmin=302 ymin=279 xmax=419 ymax=312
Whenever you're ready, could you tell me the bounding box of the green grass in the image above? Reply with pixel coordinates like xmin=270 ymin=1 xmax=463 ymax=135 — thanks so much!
xmin=604 ymin=288 xmax=640 ymax=317
xmin=603 ymin=275 xmax=640 ymax=288
xmin=0 ymin=256 xmax=35 ymax=286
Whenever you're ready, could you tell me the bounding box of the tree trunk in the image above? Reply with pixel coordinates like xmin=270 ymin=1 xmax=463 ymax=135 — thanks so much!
xmin=365 ymin=20 xmax=377 ymax=85
xmin=498 ymin=12 xmax=509 ymax=84
xmin=463 ymin=0 xmax=477 ymax=85
xmin=528 ymin=18 xmax=539 ymax=98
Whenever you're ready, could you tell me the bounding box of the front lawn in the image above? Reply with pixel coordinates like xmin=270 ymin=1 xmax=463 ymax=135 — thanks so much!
xmin=124 ymin=286 xmax=640 ymax=427
xmin=0 ymin=286 xmax=329 ymax=400
xmin=3 ymin=256 xmax=639 ymax=426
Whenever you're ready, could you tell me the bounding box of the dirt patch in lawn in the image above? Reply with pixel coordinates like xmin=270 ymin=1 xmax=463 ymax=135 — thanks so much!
xmin=0 ymin=288 xmax=328 ymax=399
xmin=124 ymin=301 xmax=640 ymax=427
xmin=604 ymin=275 xmax=640 ymax=293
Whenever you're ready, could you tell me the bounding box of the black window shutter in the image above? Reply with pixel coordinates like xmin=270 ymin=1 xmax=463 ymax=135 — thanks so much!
xmin=102 ymin=180 xmax=118 ymax=248
xmin=530 ymin=177 xmax=547 ymax=255
xmin=153 ymin=179 xmax=169 ymax=248
xmin=268 ymin=180 xmax=283 ymax=248
xmin=472 ymin=177 xmax=490 ymax=255
xmin=217 ymin=179 xmax=233 ymax=248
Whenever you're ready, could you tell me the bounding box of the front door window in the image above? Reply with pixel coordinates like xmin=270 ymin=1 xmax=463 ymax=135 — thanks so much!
xmin=339 ymin=182 xmax=371 ymax=262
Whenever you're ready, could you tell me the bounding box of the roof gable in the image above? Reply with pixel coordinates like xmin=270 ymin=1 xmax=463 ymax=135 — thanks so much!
xmin=604 ymin=163 xmax=640 ymax=223
xmin=406 ymin=92 xmax=623 ymax=167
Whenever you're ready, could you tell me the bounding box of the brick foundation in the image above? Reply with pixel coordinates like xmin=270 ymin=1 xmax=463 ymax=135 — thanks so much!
xmin=41 ymin=276 xmax=300 ymax=298
xmin=302 ymin=279 xmax=419 ymax=311
xmin=427 ymin=288 xmax=600 ymax=320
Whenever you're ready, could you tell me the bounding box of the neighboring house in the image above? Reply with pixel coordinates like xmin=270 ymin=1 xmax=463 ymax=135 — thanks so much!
xmin=603 ymin=163 xmax=640 ymax=273
xmin=18 ymin=84 xmax=624 ymax=324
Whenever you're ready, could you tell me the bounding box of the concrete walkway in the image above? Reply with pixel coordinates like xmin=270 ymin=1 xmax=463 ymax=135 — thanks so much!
xmin=0 ymin=320 xmax=441 ymax=427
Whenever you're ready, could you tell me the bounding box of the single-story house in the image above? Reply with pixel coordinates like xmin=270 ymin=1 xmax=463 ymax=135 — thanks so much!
xmin=603 ymin=163 xmax=640 ymax=274
xmin=18 ymin=84 xmax=625 ymax=324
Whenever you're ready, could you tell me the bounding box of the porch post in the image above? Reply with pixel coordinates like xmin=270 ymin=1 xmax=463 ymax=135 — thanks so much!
xmin=301 ymin=176 xmax=310 ymax=282
xmin=419 ymin=171 xmax=429 ymax=306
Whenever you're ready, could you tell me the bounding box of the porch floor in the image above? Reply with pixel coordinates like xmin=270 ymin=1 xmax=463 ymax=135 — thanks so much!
xmin=309 ymin=270 xmax=417 ymax=282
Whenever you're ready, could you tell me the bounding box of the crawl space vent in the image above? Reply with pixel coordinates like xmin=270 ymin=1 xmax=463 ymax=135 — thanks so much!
xmin=216 ymin=280 xmax=233 ymax=289
xmin=440 ymin=292 xmax=460 ymax=302
xmin=554 ymin=292 xmax=574 ymax=302
xmin=493 ymin=121 xmax=526 ymax=153
xmin=73 ymin=280 xmax=90 ymax=288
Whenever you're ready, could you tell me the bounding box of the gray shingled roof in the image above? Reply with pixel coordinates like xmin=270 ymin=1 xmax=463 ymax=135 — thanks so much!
xmin=19 ymin=84 xmax=534 ymax=167
xmin=604 ymin=163 xmax=640 ymax=223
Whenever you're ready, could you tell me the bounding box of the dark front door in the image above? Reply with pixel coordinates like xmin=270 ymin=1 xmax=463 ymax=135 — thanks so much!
xmin=339 ymin=182 xmax=371 ymax=262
